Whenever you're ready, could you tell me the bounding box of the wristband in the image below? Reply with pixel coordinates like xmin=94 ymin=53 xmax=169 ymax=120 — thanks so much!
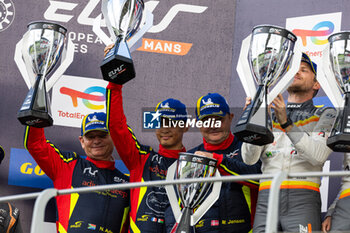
xmin=280 ymin=117 xmax=293 ymax=129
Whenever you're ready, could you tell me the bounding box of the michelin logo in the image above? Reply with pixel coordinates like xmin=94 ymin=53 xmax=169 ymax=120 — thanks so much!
xmin=202 ymin=98 xmax=214 ymax=105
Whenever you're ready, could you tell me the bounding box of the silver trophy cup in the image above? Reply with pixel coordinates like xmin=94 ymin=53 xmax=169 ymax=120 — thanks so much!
xmin=17 ymin=22 xmax=68 ymax=128
xmin=165 ymin=153 xmax=221 ymax=233
xmin=326 ymin=32 xmax=350 ymax=152
xmin=100 ymin=0 xmax=144 ymax=84
xmin=233 ymin=25 xmax=299 ymax=145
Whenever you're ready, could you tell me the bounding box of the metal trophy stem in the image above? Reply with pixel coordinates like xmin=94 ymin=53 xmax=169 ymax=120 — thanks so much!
xmin=98 ymin=0 xmax=151 ymax=84
xmin=233 ymin=25 xmax=300 ymax=145
xmin=175 ymin=207 xmax=192 ymax=233
xmin=165 ymin=152 xmax=222 ymax=233
xmin=16 ymin=21 xmax=72 ymax=128
xmin=18 ymin=74 xmax=52 ymax=127
xmin=325 ymin=32 xmax=350 ymax=152
xmin=234 ymin=84 xmax=273 ymax=145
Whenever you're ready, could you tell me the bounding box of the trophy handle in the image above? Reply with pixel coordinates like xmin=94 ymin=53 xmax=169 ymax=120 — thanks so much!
xmin=165 ymin=162 xmax=183 ymax=222
xmin=46 ymin=38 xmax=75 ymax=91
xmin=236 ymin=34 xmax=257 ymax=98
xmin=236 ymin=33 xmax=301 ymax=102
xmin=128 ymin=9 xmax=154 ymax=52
xmin=190 ymin=172 xmax=221 ymax=225
xmin=102 ymin=0 xmax=117 ymax=43
xmin=93 ymin=14 xmax=114 ymax=46
xmin=14 ymin=32 xmax=74 ymax=92
xmin=14 ymin=32 xmax=36 ymax=89
xmin=267 ymin=39 xmax=303 ymax=104
xmin=317 ymin=44 xmax=344 ymax=108
xmin=93 ymin=1 xmax=154 ymax=52
xmin=122 ymin=0 xmax=136 ymax=40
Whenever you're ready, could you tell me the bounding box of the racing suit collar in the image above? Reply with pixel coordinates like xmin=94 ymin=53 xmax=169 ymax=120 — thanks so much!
xmin=86 ymin=156 xmax=116 ymax=170
xmin=286 ymin=99 xmax=314 ymax=109
xmin=203 ymin=133 xmax=234 ymax=151
xmin=158 ymin=144 xmax=186 ymax=159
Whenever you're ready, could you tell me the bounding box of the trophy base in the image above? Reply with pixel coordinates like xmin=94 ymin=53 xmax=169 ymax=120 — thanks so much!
xmin=233 ymin=123 xmax=274 ymax=145
xmin=101 ymin=54 xmax=135 ymax=85
xmin=327 ymin=134 xmax=350 ymax=152
xmin=17 ymin=109 xmax=53 ymax=128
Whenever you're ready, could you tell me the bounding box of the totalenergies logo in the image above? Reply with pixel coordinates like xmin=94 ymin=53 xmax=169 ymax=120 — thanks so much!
xmin=292 ymin=21 xmax=334 ymax=46
xmin=60 ymin=86 xmax=106 ymax=110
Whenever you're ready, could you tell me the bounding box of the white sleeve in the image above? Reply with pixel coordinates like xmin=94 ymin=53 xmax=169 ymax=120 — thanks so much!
xmin=286 ymin=108 xmax=336 ymax=166
xmin=325 ymin=192 xmax=339 ymax=217
xmin=241 ymin=142 xmax=265 ymax=165
xmin=325 ymin=153 xmax=350 ymax=217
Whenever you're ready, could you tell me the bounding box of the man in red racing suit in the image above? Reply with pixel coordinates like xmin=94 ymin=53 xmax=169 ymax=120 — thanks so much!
xmin=106 ymin=83 xmax=189 ymax=233
xmin=164 ymin=93 xmax=261 ymax=233
xmin=24 ymin=112 xmax=130 ymax=233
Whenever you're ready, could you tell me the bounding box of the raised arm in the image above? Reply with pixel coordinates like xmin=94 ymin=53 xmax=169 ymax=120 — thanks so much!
xmin=24 ymin=126 xmax=76 ymax=180
xmin=106 ymin=83 xmax=151 ymax=171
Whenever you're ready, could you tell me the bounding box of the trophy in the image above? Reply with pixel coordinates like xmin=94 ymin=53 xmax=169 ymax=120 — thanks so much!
xmin=16 ymin=22 xmax=74 ymax=128
xmin=94 ymin=0 xmax=152 ymax=84
xmin=323 ymin=32 xmax=350 ymax=152
xmin=165 ymin=153 xmax=222 ymax=233
xmin=233 ymin=25 xmax=302 ymax=145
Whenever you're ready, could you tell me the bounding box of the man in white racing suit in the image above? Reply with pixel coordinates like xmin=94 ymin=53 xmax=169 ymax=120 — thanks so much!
xmin=322 ymin=153 xmax=350 ymax=232
xmin=242 ymin=53 xmax=336 ymax=232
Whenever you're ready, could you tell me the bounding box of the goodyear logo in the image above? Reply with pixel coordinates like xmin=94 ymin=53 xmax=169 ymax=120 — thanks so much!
xmin=20 ymin=162 xmax=45 ymax=175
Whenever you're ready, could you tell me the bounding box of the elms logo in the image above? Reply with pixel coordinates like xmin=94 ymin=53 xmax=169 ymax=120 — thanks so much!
xmin=292 ymin=21 xmax=334 ymax=46
xmin=51 ymin=75 xmax=107 ymax=128
xmin=42 ymin=0 xmax=208 ymax=55
xmin=286 ymin=12 xmax=342 ymax=59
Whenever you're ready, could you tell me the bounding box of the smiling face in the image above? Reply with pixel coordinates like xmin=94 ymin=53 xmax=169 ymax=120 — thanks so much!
xmin=199 ymin=113 xmax=233 ymax=145
xmin=287 ymin=61 xmax=319 ymax=95
xmin=155 ymin=118 xmax=188 ymax=150
xmin=79 ymin=130 xmax=114 ymax=161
